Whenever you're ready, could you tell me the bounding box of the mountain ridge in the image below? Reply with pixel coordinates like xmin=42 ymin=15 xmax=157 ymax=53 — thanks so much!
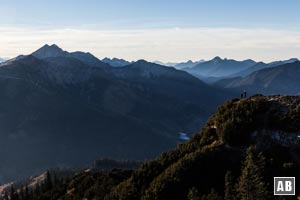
xmin=0 ymin=45 xmax=233 ymax=184
xmin=32 ymin=44 xmax=109 ymax=68
xmin=183 ymin=57 xmax=257 ymax=78
xmin=6 ymin=95 xmax=300 ymax=200
xmin=214 ymin=61 xmax=300 ymax=94
xmin=102 ymin=57 xmax=132 ymax=67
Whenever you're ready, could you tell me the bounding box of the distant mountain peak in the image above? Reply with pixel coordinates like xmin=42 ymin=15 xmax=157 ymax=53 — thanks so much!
xmin=136 ymin=59 xmax=148 ymax=64
xmin=132 ymin=59 xmax=152 ymax=67
xmin=40 ymin=44 xmax=63 ymax=52
xmin=268 ymin=58 xmax=299 ymax=66
xmin=286 ymin=58 xmax=299 ymax=62
xmin=29 ymin=44 xmax=108 ymax=68
xmin=102 ymin=57 xmax=132 ymax=67
xmin=32 ymin=44 xmax=65 ymax=59
xmin=0 ymin=57 xmax=8 ymax=63
xmin=50 ymin=44 xmax=60 ymax=48
xmin=183 ymin=57 xmax=259 ymax=77
xmin=212 ymin=56 xmax=222 ymax=62
xmin=243 ymin=59 xmax=255 ymax=62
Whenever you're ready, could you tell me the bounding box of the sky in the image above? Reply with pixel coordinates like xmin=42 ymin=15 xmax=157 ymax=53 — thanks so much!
xmin=0 ymin=0 xmax=300 ymax=62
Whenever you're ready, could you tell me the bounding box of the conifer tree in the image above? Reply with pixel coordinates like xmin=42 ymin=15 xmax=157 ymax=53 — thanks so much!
xmin=19 ymin=186 xmax=25 ymax=200
xmin=187 ymin=187 xmax=201 ymax=200
xmin=3 ymin=192 xmax=9 ymax=200
xmin=34 ymin=183 xmax=41 ymax=198
xmin=15 ymin=191 xmax=19 ymax=200
xmin=201 ymin=188 xmax=222 ymax=200
xmin=24 ymin=184 xmax=30 ymax=200
xmin=224 ymin=171 xmax=236 ymax=200
xmin=10 ymin=186 xmax=16 ymax=200
xmin=45 ymin=171 xmax=53 ymax=191
xmin=237 ymin=146 xmax=269 ymax=200
xmin=53 ymin=173 xmax=59 ymax=185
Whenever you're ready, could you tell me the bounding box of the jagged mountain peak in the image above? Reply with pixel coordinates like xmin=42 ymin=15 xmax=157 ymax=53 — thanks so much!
xmin=32 ymin=44 xmax=66 ymax=59
xmin=268 ymin=57 xmax=299 ymax=66
xmin=30 ymin=44 xmax=108 ymax=68
xmin=102 ymin=57 xmax=131 ymax=67
xmin=37 ymin=44 xmax=63 ymax=52
xmin=48 ymin=44 xmax=62 ymax=49
xmin=185 ymin=56 xmax=258 ymax=77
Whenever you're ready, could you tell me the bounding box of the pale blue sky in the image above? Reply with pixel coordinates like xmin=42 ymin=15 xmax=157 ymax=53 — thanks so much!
xmin=1 ymin=0 xmax=300 ymax=29
xmin=0 ymin=0 xmax=300 ymax=62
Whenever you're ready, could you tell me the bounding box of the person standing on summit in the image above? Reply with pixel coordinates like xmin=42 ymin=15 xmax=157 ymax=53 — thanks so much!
xmin=243 ymin=90 xmax=247 ymax=98
xmin=240 ymin=90 xmax=247 ymax=99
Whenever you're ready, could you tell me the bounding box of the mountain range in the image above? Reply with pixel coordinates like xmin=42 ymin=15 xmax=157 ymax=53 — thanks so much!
xmin=183 ymin=57 xmax=257 ymax=77
xmin=214 ymin=61 xmax=300 ymax=95
xmin=153 ymin=60 xmax=205 ymax=69
xmin=31 ymin=44 xmax=108 ymax=68
xmin=0 ymin=44 xmax=233 ymax=184
xmin=182 ymin=57 xmax=299 ymax=85
xmin=1 ymin=44 xmax=299 ymax=189
xmin=231 ymin=58 xmax=299 ymax=77
xmin=174 ymin=60 xmax=205 ymax=69
xmin=102 ymin=57 xmax=132 ymax=67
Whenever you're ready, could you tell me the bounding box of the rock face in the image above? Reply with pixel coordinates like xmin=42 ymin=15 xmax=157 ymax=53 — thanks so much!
xmin=0 ymin=45 xmax=233 ymax=183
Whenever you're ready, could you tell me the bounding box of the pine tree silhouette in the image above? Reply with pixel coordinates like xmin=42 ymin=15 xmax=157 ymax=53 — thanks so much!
xmin=187 ymin=187 xmax=200 ymax=200
xmin=236 ymin=146 xmax=269 ymax=200
xmin=224 ymin=171 xmax=236 ymax=200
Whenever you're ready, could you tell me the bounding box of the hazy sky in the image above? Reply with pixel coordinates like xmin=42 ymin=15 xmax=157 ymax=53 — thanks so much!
xmin=0 ymin=0 xmax=300 ymax=62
